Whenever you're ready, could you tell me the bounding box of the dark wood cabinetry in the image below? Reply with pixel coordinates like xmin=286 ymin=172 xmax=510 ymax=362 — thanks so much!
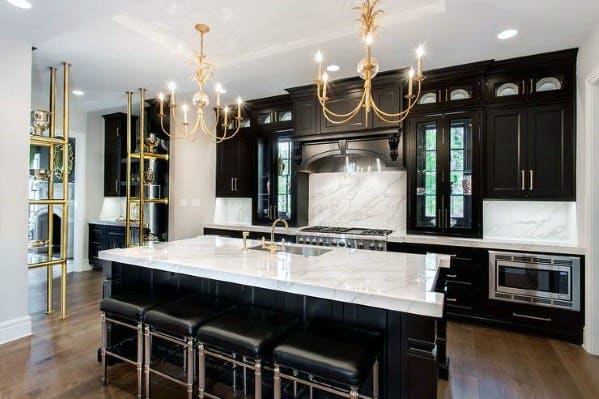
xmin=89 ymin=223 xmax=145 ymax=268
xmin=485 ymin=103 xmax=574 ymax=199
xmin=406 ymin=110 xmax=482 ymax=237
xmin=215 ymin=130 xmax=255 ymax=197
xmin=102 ymin=113 xmax=136 ymax=197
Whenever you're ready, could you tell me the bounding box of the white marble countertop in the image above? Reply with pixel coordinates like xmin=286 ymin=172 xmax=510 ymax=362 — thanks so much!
xmin=387 ymin=233 xmax=586 ymax=255
xmin=204 ymin=223 xmax=300 ymax=235
xmin=99 ymin=236 xmax=447 ymax=318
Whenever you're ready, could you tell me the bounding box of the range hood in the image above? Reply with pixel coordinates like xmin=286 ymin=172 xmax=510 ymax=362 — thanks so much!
xmin=294 ymin=134 xmax=403 ymax=173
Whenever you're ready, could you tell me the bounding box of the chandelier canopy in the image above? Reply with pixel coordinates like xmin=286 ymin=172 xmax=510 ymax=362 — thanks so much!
xmin=314 ymin=0 xmax=426 ymax=125
xmin=158 ymin=23 xmax=243 ymax=143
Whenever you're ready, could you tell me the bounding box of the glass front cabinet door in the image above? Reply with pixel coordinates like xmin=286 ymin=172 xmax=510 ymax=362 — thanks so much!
xmin=407 ymin=111 xmax=481 ymax=237
xmin=254 ymin=135 xmax=294 ymax=225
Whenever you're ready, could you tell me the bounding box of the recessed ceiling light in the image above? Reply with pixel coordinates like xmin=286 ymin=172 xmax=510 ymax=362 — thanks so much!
xmin=326 ymin=64 xmax=340 ymax=72
xmin=497 ymin=29 xmax=518 ymax=40
xmin=6 ymin=0 xmax=32 ymax=9
xmin=72 ymin=89 xmax=85 ymax=96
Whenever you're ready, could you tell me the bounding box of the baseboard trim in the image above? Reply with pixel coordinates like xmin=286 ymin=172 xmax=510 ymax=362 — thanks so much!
xmin=0 ymin=315 xmax=32 ymax=346
xmin=74 ymin=259 xmax=92 ymax=273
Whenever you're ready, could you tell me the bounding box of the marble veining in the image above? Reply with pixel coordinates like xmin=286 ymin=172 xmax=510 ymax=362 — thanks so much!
xmin=214 ymin=197 xmax=252 ymax=225
xmin=483 ymin=201 xmax=577 ymax=243
xmin=309 ymin=171 xmax=406 ymax=233
xmin=99 ymin=236 xmax=445 ymax=317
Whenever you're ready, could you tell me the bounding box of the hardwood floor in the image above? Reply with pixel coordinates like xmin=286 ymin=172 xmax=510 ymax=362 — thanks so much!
xmin=1 ymin=269 xmax=598 ymax=399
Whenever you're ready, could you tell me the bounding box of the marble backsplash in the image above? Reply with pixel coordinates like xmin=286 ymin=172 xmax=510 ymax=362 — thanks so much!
xmin=309 ymin=171 xmax=406 ymax=233
xmin=483 ymin=200 xmax=577 ymax=243
xmin=214 ymin=197 xmax=252 ymax=225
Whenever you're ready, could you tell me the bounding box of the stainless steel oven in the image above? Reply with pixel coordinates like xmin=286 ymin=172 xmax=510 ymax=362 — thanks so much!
xmin=489 ymin=251 xmax=580 ymax=311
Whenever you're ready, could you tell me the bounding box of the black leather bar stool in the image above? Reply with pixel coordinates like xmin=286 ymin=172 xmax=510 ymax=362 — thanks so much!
xmin=100 ymin=290 xmax=173 ymax=398
xmin=142 ymin=294 xmax=235 ymax=399
xmin=196 ymin=305 xmax=300 ymax=399
xmin=273 ymin=320 xmax=381 ymax=399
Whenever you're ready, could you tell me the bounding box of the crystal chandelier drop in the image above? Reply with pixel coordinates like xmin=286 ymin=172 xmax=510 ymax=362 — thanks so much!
xmin=314 ymin=0 xmax=426 ymax=125
xmin=158 ymin=24 xmax=243 ymax=143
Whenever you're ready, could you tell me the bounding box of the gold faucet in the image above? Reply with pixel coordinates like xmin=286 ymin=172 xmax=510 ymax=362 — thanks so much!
xmin=262 ymin=218 xmax=289 ymax=253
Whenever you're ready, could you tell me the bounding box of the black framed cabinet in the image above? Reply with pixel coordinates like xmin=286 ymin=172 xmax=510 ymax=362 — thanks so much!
xmin=406 ymin=110 xmax=482 ymax=237
xmin=102 ymin=113 xmax=137 ymax=197
xmin=485 ymin=103 xmax=574 ymax=199
xmin=215 ymin=130 xmax=255 ymax=197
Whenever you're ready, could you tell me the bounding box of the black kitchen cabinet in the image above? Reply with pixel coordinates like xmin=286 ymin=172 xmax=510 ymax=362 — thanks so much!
xmin=215 ymin=130 xmax=255 ymax=197
xmin=292 ymin=96 xmax=319 ymax=136
xmin=406 ymin=110 xmax=482 ymax=237
xmin=319 ymin=88 xmax=369 ymax=134
xmin=254 ymin=134 xmax=295 ymax=225
xmin=89 ymin=223 xmax=145 ymax=268
xmin=102 ymin=113 xmax=137 ymax=197
xmin=203 ymin=227 xmax=295 ymax=243
xmin=485 ymin=103 xmax=574 ymax=199
xmin=414 ymin=76 xmax=483 ymax=113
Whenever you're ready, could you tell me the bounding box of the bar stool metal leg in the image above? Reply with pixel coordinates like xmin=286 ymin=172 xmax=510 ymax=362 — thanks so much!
xmin=243 ymin=356 xmax=247 ymax=397
xmin=254 ymin=359 xmax=262 ymax=399
xmin=101 ymin=312 xmax=107 ymax=384
xmin=186 ymin=337 xmax=194 ymax=399
xmin=137 ymin=321 xmax=143 ymax=398
xmin=350 ymin=387 xmax=359 ymax=399
xmin=144 ymin=326 xmax=151 ymax=399
xmin=373 ymin=358 xmax=380 ymax=399
xmin=273 ymin=365 xmax=281 ymax=399
xmin=198 ymin=343 xmax=206 ymax=399
xmin=232 ymin=353 xmax=237 ymax=392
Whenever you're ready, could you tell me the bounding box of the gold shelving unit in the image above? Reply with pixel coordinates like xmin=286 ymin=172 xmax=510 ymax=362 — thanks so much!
xmin=125 ymin=89 xmax=169 ymax=246
xmin=28 ymin=63 xmax=70 ymax=318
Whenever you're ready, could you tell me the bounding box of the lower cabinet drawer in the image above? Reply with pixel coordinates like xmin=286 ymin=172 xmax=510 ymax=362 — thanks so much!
xmin=445 ymin=286 xmax=476 ymax=313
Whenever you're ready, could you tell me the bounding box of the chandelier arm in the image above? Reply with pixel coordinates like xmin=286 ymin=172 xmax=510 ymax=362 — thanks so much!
xmin=369 ymin=80 xmax=422 ymax=119
xmin=167 ymin=107 xmax=197 ymax=139
xmin=318 ymin=87 xmax=367 ymax=119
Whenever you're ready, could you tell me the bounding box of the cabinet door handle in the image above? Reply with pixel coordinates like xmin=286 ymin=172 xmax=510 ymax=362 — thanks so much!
xmin=444 ymin=208 xmax=448 ymax=229
xmin=529 ymin=170 xmax=534 ymax=191
xmin=445 ymin=88 xmax=449 ymax=101
xmin=521 ymin=80 xmax=526 ymax=95
xmin=116 ymin=127 xmax=120 ymax=137
xmin=513 ymin=312 xmax=551 ymax=322
xmin=446 ymin=297 xmax=458 ymax=303
xmin=115 ymin=179 xmax=119 ymax=193
xmin=521 ymin=170 xmax=525 ymax=190
xmin=230 ymin=178 xmax=234 ymax=192
xmin=446 ymin=274 xmax=457 ymax=279
xmin=437 ymin=209 xmax=442 ymax=228
xmin=530 ymin=78 xmax=534 ymax=94
xmin=234 ymin=177 xmax=238 ymax=192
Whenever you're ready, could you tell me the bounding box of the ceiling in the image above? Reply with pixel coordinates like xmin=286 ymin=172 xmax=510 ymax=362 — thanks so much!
xmin=2 ymin=0 xmax=598 ymax=112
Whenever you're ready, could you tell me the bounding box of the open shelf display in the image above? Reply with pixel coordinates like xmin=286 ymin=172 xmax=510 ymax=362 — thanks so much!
xmin=125 ymin=90 xmax=170 ymax=246
xmin=28 ymin=63 xmax=71 ymax=318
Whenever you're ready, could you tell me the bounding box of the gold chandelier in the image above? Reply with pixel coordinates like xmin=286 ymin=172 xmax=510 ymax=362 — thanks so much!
xmin=315 ymin=0 xmax=426 ymax=125
xmin=158 ymin=23 xmax=243 ymax=143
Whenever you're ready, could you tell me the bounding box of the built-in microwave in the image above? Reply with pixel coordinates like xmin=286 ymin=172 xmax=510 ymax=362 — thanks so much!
xmin=489 ymin=251 xmax=581 ymax=311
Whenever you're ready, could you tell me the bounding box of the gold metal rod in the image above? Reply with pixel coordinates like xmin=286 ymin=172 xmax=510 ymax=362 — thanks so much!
xmin=49 ymin=67 xmax=56 ymax=138
xmin=29 ymin=136 xmax=67 ymax=146
xmin=29 ymin=199 xmax=67 ymax=205
xmin=60 ymin=62 xmax=70 ymax=319
xmin=139 ymin=88 xmax=145 ymax=246
xmin=126 ymin=92 xmax=133 ymax=247
xmin=28 ymin=258 xmax=66 ymax=269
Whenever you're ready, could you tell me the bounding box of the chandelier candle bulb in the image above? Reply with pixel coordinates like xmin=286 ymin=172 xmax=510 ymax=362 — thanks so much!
xmin=158 ymin=93 xmax=164 ymax=115
xmin=236 ymin=97 xmax=242 ymax=119
xmin=408 ymin=67 xmax=415 ymax=97
xmin=315 ymin=50 xmax=323 ymax=81
xmin=416 ymin=45 xmax=425 ymax=77
xmin=322 ymin=72 xmax=329 ymax=98
xmin=182 ymin=103 xmax=188 ymax=124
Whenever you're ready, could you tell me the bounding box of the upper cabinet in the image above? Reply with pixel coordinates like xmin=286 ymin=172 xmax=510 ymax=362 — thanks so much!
xmin=215 ymin=130 xmax=255 ymax=197
xmin=414 ymin=76 xmax=482 ymax=113
xmin=102 ymin=112 xmax=137 ymax=197
xmin=485 ymin=103 xmax=575 ymax=200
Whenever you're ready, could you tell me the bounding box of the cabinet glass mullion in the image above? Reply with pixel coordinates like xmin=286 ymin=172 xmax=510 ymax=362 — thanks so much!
xmin=447 ymin=118 xmax=473 ymax=230
xmin=415 ymin=121 xmax=440 ymax=229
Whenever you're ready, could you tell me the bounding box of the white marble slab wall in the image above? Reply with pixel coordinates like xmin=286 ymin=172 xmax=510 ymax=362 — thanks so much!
xmin=483 ymin=200 xmax=577 ymax=243
xmin=99 ymin=197 xmax=125 ymax=220
xmin=214 ymin=197 xmax=252 ymax=225
xmin=309 ymin=171 xmax=406 ymax=233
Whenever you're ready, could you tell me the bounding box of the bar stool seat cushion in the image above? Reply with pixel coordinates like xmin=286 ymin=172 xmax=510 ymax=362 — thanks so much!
xmin=100 ymin=291 xmax=171 ymax=320
xmin=273 ymin=320 xmax=381 ymax=387
xmin=144 ymin=294 xmax=236 ymax=336
xmin=197 ymin=305 xmax=299 ymax=358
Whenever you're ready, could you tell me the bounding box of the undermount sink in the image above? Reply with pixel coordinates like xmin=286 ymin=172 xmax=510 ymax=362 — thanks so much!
xmin=249 ymin=244 xmax=331 ymax=257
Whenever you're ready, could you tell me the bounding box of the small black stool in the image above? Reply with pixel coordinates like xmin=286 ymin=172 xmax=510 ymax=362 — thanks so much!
xmin=273 ymin=320 xmax=381 ymax=399
xmin=143 ymin=294 xmax=235 ymax=399
xmin=100 ymin=290 xmax=172 ymax=398
xmin=196 ymin=305 xmax=299 ymax=399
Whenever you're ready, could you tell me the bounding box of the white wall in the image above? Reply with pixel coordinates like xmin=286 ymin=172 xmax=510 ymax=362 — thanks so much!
xmin=577 ymin=21 xmax=599 ymax=355
xmin=168 ymin=110 xmax=216 ymax=240
xmin=0 ymin=37 xmax=32 ymax=344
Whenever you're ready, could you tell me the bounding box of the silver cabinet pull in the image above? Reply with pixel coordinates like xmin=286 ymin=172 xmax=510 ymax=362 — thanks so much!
xmin=530 ymin=78 xmax=534 ymax=94
xmin=115 ymin=179 xmax=119 ymax=193
xmin=437 ymin=209 xmax=442 ymax=228
xmin=446 ymin=274 xmax=457 ymax=279
xmin=116 ymin=127 xmax=120 ymax=137
xmin=529 ymin=170 xmax=534 ymax=191
xmin=521 ymin=170 xmax=525 ymax=190
xmin=521 ymin=80 xmax=525 ymax=95
xmin=446 ymin=298 xmax=458 ymax=303
xmin=444 ymin=208 xmax=448 ymax=229
xmin=230 ymin=178 xmax=234 ymax=192
xmin=513 ymin=312 xmax=551 ymax=322
xmin=234 ymin=177 xmax=238 ymax=192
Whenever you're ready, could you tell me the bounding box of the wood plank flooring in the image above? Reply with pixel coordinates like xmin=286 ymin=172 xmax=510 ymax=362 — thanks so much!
xmin=1 ymin=269 xmax=598 ymax=399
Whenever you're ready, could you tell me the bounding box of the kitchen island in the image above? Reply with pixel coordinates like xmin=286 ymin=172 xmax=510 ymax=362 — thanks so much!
xmin=99 ymin=236 xmax=448 ymax=399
